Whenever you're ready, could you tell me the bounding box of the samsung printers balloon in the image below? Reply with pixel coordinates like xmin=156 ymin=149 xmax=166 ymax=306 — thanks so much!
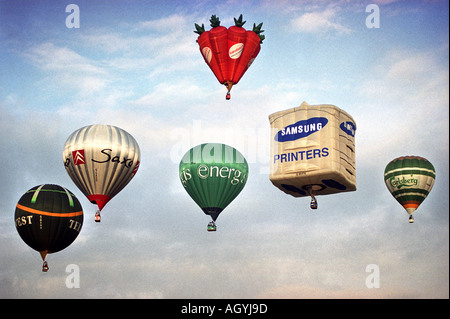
xmin=269 ymin=102 xmax=356 ymax=209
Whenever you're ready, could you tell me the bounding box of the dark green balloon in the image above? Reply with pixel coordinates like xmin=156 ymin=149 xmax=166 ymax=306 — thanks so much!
xmin=179 ymin=143 xmax=248 ymax=221
xmin=15 ymin=184 xmax=83 ymax=259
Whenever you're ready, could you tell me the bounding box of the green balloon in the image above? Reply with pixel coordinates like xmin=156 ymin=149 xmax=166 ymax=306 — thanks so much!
xmin=384 ymin=156 xmax=436 ymax=222
xmin=179 ymin=143 xmax=248 ymax=221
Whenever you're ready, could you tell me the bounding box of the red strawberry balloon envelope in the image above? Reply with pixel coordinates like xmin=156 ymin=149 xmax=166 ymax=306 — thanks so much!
xmin=194 ymin=14 xmax=265 ymax=100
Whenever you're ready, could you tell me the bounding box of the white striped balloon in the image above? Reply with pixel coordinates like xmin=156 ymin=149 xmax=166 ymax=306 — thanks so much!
xmin=63 ymin=124 xmax=141 ymax=214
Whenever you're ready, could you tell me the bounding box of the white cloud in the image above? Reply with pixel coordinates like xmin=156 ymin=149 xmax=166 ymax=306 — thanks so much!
xmin=76 ymin=19 xmax=199 ymax=81
xmin=137 ymin=13 xmax=191 ymax=32
xmin=24 ymin=42 xmax=110 ymax=96
xmin=131 ymin=81 xmax=206 ymax=108
xmin=355 ymin=49 xmax=449 ymax=166
xmin=79 ymin=33 xmax=134 ymax=53
xmin=26 ymin=42 xmax=107 ymax=75
xmin=290 ymin=6 xmax=351 ymax=35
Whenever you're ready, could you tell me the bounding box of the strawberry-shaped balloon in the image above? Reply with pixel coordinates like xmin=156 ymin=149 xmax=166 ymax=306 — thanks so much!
xmin=194 ymin=14 xmax=265 ymax=100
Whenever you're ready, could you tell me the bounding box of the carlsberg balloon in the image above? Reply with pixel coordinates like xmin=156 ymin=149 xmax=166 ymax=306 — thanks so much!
xmin=384 ymin=156 xmax=436 ymax=223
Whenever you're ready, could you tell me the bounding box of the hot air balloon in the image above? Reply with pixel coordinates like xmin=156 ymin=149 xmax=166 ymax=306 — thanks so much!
xmin=194 ymin=14 xmax=265 ymax=100
xmin=384 ymin=156 xmax=435 ymax=223
xmin=63 ymin=124 xmax=141 ymax=222
xmin=179 ymin=143 xmax=248 ymax=231
xmin=15 ymin=184 xmax=83 ymax=272
xmin=269 ymin=102 xmax=357 ymax=209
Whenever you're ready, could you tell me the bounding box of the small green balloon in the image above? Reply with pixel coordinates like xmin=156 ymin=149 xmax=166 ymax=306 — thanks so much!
xmin=384 ymin=156 xmax=436 ymax=220
xmin=179 ymin=143 xmax=248 ymax=221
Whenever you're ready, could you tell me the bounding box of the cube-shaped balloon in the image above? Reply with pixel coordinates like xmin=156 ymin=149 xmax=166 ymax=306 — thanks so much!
xmin=269 ymin=101 xmax=356 ymax=199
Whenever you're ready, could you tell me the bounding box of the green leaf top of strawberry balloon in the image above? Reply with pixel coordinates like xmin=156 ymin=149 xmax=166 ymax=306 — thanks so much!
xmin=233 ymin=14 xmax=246 ymax=27
xmin=209 ymin=15 xmax=221 ymax=28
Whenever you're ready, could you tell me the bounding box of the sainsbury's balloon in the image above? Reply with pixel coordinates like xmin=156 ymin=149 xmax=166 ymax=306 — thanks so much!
xmin=15 ymin=184 xmax=83 ymax=272
xmin=269 ymin=102 xmax=357 ymax=210
xmin=384 ymin=156 xmax=436 ymax=223
xmin=194 ymin=14 xmax=265 ymax=100
xmin=63 ymin=124 xmax=141 ymax=222
xmin=179 ymin=143 xmax=248 ymax=231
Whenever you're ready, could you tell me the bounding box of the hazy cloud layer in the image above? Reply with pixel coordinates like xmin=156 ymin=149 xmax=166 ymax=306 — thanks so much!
xmin=1 ymin=0 xmax=448 ymax=299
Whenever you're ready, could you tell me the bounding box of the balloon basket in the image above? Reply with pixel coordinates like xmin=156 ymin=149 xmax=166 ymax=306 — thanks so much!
xmin=224 ymin=82 xmax=233 ymax=100
xmin=94 ymin=210 xmax=101 ymax=223
xmin=310 ymin=197 xmax=318 ymax=209
xmin=207 ymin=221 xmax=217 ymax=232
xmin=304 ymin=185 xmax=319 ymax=209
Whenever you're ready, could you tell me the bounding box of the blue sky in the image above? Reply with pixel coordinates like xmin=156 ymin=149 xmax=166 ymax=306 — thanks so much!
xmin=0 ymin=0 xmax=448 ymax=299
